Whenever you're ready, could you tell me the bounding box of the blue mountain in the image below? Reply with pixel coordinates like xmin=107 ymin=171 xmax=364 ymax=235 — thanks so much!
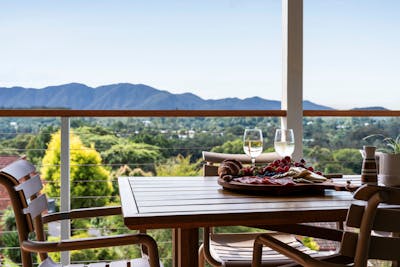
xmin=0 ymin=83 xmax=333 ymax=110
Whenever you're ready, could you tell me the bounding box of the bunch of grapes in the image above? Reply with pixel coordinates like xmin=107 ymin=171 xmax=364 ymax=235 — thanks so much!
xmin=239 ymin=156 xmax=322 ymax=177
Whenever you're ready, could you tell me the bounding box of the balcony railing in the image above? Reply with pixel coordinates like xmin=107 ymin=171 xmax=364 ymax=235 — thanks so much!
xmin=0 ymin=109 xmax=399 ymax=266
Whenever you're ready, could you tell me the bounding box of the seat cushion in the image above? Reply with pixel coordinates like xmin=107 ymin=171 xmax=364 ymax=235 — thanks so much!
xmin=209 ymin=233 xmax=334 ymax=267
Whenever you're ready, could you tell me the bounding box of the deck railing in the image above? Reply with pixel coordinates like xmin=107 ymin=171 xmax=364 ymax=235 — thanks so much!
xmin=0 ymin=109 xmax=399 ymax=266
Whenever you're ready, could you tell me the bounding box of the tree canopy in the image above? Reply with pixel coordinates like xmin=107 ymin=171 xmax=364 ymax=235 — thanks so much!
xmin=41 ymin=130 xmax=113 ymax=209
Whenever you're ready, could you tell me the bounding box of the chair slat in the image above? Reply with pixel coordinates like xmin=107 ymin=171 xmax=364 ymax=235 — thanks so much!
xmin=369 ymin=235 xmax=400 ymax=261
xmin=23 ymin=194 xmax=48 ymax=220
xmin=339 ymin=232 xmax=357 ymax=258
xmin=340 ymin=231 xmax=400 ymax=261
xmin=15 ymin=174 xmax=43 ymax=200
xmin=1 ymin=159 xmax=36 ymax=180
xmin=346 ymin=204 xmax=365 ymax=228
xmin=372 ymin=208 xmax=400 ymax=232
xmin=347 ymin=204 xmax=400 ymax=232
xmin=203 ymin=165 xmax=218 ymax=176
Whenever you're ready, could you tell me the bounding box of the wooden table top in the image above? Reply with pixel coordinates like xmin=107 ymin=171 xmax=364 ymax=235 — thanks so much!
xmin=119 ymin=176 xmax=358 ymax=230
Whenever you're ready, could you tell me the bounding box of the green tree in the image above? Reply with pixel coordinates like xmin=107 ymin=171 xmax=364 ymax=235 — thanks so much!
xmin=101 ymin=141 xmax=161 ymax=173
xmin=211 ymin=139 xmax=243 ymax=154
xmin=41 ymin=130 xmax=113 ymax=209
xmin=156 ymin=155 xmax=201 ymax=176
xmin=0 ymin=133 xmax=34 ymax=157
xmin=26 ymin=125 xmax=57 ymax=165
xmin=333 ymin=148 xmax=362 ymax=174
xmin=75 ymin=126 xmax=119 ymax=152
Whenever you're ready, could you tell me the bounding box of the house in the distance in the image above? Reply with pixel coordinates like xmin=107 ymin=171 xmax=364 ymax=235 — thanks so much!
xmin=0 ymin=155 xmax=20 ymax=211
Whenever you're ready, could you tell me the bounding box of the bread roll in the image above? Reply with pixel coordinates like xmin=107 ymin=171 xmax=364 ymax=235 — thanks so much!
xmin=218 ymin=159 xmax=243 ymax=177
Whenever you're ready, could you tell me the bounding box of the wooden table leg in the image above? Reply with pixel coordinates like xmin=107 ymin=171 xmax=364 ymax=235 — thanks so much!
xmin=174 ymin=228 xmax=199 ymax=267
xmin=173 ymin=229 xmax=178 ymax=267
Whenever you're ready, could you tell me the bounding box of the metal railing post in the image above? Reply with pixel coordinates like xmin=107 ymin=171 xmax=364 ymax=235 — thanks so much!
xmin=60 ymin=117 xmax=71 ymax=265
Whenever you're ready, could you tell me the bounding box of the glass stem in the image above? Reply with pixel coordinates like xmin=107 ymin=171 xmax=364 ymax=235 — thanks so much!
xmin=251 ymin=157 xmax=255 ymax=167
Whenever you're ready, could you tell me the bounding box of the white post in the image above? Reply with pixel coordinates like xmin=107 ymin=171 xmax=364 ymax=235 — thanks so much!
xmin=282 ymin=0 xmax=303 ymax=161
xmin=60 ymin=117 xmax=71 ymax=265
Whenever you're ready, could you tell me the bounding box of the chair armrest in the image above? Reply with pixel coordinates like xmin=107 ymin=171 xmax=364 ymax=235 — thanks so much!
xmin=22 ymin=233 xmax=160 ymax=267
xmin=22 ymin=233 xmax=152 ymax=252
xmin=252 ymin=224 xmax=343 ymax=242
xmin=42 ymin=206 xmax=122 ymax=223
xmin=200 ymin=227 xmax=222 ymax=266
xmin=252 ymin=234 xmax=343 ymax=267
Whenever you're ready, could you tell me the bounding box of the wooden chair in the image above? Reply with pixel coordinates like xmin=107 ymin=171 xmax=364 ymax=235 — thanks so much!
xmin=199 ymin=151 xmax=336 ymax=267
xmin=0 ymin=158 xmax=161 ymax=267
xmin=252 ymin=184 xmax=400 ymax=267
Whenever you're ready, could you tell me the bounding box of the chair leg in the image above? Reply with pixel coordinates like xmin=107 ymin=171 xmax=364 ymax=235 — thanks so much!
xmin=252 ymin=238 xmax=263 ymax=267
xmin=198 ymin=244 xmax=205 ymax=267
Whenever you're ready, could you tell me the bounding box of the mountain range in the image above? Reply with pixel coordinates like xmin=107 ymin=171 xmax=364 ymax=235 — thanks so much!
xmin=0 ymin=83 xmax=334 ymax=110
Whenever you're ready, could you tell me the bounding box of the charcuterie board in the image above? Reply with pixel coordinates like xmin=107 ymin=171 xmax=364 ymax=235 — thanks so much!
xmin=218 ymin=177 xmax=357 ymax=195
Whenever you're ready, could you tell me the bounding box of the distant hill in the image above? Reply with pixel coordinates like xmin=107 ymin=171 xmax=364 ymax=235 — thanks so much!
xmin=351 ymin=106 xmax=388 ymax=111
xmin=0 ymin=83 xmax=333 ymax=110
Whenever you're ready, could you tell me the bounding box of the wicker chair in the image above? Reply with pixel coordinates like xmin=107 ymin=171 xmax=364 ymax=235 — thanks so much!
xmin=253 ymin=184 xmax=400 ymax=267
xmin=0 ymin=158 xmax=161 ymax=267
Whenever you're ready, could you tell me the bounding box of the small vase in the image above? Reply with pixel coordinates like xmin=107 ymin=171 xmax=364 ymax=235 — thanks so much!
xmin=361 ymin=146 xmax=377 ymax=184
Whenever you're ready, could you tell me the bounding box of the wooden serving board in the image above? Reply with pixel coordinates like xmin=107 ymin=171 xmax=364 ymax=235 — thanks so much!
xmin=218 ymin=177 xmax=358 ymax=195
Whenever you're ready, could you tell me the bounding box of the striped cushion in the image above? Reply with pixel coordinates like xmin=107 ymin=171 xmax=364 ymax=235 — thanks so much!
xmin=209 ymin=233 xmax=334 ymax=266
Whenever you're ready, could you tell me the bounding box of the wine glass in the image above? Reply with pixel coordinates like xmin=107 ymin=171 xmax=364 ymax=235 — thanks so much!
xmin=243 ymin=129 xmax=263 ymax=167
xmin=274 ymin=128 xmax=295 ymax=158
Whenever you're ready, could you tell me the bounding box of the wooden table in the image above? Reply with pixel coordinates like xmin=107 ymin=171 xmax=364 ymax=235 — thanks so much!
xmin=118 ymin=176 xmax=357 ymax=267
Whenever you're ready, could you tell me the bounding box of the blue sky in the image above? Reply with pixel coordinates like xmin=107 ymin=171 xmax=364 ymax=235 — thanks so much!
xmin=0 ymin=0 xmax=399 ymax=109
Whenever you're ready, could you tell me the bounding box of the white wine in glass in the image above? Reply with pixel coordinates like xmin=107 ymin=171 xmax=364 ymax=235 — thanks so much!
xmin=243 ymin=129 xmax=263 ymax=166
xmin=274 ymin=129 xmax=295 ymax=158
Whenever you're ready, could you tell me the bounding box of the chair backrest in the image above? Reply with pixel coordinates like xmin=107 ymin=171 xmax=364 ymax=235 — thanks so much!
xmin=202 ymin=151 xmax=280 ymax=176
xmin=340 ymin=185 xmax=400 ymax=267
xmin=0 ymin=159 xmax=49 ymax=267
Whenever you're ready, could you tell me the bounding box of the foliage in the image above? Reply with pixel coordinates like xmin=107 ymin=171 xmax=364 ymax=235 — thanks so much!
xmin=156 ymin=154 xmax=201 ymax=176
xmin=148 ymin=229 xmax=173 ymax=265
xmin=0 ymin=133 xmax=34 ymax=157
xmin=75 ymin=126 xmax=119 ymax=152
xmin=47 ymin=234 xmax=141 ymax=264
xmin=1 ymin=256 xmax=20 ymax=267
xmin=130 ymin=132 xmax=173 ymax=158
xmin=101 ymin=141 xmax=161 ymax=173
xmin=1 ymin=232 xmax=21 ymax=264
xmin=214 ymin=226 xmax=264 ymax=234
xmin=332 ymin=148 xmax=362 ymax=174
xmin=0 ymin=207 xmax=25 ymax=264
xmin=114 ymin=165 xmax=153 ymax=177
xmin=364 ymin=134 xmax=400 ymax=154
xmin=41 ymin=130 xmax=113 ymax=209
xmin=26 ymin=125 xmax=58 ymax=165
xmin=211 ymin=139 xmax=243 ymax=154
xmin=304 ymin=147 xmax=361 ymax=174
xmin=0 ymin=207 xmax=16 ymax=231
xmin=1 ymin=116 xmax=400 ymax=267
xmin=89 ymin=215 xmax=126 ymax=236
xmin=301 ymin=237 xmax=320 ymax=251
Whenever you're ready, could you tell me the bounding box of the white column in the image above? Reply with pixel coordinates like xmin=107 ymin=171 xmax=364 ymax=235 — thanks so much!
xmin=60 ymin=117 xmax=71 ymax=265
xmin=282 ymin=0 xmax=303 ymax=161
